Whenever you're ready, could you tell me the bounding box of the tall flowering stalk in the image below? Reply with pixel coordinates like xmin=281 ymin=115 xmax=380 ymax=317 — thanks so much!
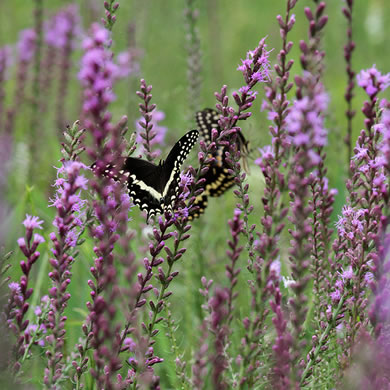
xmin=314 ymin=74 xmax=390 ymax=381
xmin=285 ymin=71 xmax=328 ymax=385
xmin=191 ymin=212 xmax=243 ymax=389
xmin=213 ymin=39 xmax=273 ymax=387
xmin=5 ymin=29 xmax=36 ymax=134
xmin=254 ymin=2 xmax=299 ymax=386
xmin=209 ymin=286 xmax=230 ymax=390
xmin=29 ymin=0 xmax=44 ymax=164
xmin=368 ymin=108 xmax=390 ymax=367
xmin=191 ymin=322 xmax=209 ymax=390
xmin=342 ymin=0 xmax=356 ymax=167
xmin=198 ymin=277 xmax=229 ymax=390
xmin=269 ymin=276 xmax=292 ymax=390
xmin=39 ymin=19 xmax=58 ymax=115
xmin=298 ymin=2 xmax=328 ymax=74
xmin=135 ymin=108 xmax=167 ymax=160
xmin=103 ymin=1 xmax=120 ymax=32
xmin=0 ymin=46 xmax=11 ymax=132
xmin=343 ymin=67 xmax=390 ymax=350
xmin=116 ymin=171 xmax=203 ymax=383
xmin=217 ymin=37 xmax=271 ymax=266
xmin=297 ymin=8 xmax=337 ymax=382
xmin=53 ymin=5 xmax=81 ymax=131
xmin=184 ymin=0 xmax=202 ymax=116
xmin=225 ymin=209 xmax=244 ymax=323
xmin=43 ymin=161 xmax=88 ymax=388
xmin=5 ymin=215 xmax=44 ymax=373
xmin=128 ymin=191 xmax=197 ymax=381
xmin=117 ymin=133 xmax=214 ymax=384
xmin=40 ymin=6 xmax=81 ymax=119
xmin=78 ymin=23 xmax=130 ymax=388
xmin=136 ymin=79 xmax=159 ymax=161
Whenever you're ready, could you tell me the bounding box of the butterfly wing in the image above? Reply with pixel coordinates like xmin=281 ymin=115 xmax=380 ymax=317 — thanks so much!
xmin=191 ymin=108 xmax=249 ymax=219
xmin=196 ymin=108 xmax=250 ymax=170
xmin=189 ymin=165 xmax=235 ymax=219
xmin=196 ymin=108 xmax=219 ymax=146
xmin=188 ymin=193 xmax=208 ymax=220
xmin=160 ymin=129 xmax=199 ymax=211
xmin=122 ymin=157 xmax=164 ymax=218
xmin=203 ymin=166 xmax=236 ymax=197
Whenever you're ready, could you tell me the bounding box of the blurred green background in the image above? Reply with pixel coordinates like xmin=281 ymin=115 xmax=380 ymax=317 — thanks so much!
xmin=1 ymin=0 xmax=390 ymax=387
xmin=1 ymin=0 xmax=389 ymax=217
xmin=1 ymin=0 xmax=389 ymax=252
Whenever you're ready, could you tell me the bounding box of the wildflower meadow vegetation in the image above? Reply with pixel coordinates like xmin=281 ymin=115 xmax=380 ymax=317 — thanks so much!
xmin=1 ymin=0 xmax=390 ymax=389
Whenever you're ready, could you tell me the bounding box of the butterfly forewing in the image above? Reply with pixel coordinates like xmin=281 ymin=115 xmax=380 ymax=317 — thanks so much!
xmin=196 ymin=108 xmax=220 ymax=145
xmin=161 ymin=130 xmax=199 ymax=211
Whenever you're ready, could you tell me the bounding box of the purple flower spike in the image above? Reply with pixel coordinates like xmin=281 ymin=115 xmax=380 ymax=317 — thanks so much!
xmin=135 ymin=109 xmax=167 ymax=159
xmin=356 ymin=66 xmax=390 ymax=140
xmin=23 ymin=214 xmax=44 ymax=231
xmin=208 ymin=287 xmax=230 ymax=390
xmin=5 ymin=215 xmax=44 ymax=371
xmin=78 ymin=21 xmax=133 ymax=388
xmin=357 ymin=66 xmax=390 ymax=98
xmin=45 ymin=5 xmax=82 ymax=129
xmin=225 ymin=209 xmax=244 ymax=323
xmin=103 ymin=1 xmax=120 ymax=31
xmin=17 ymin=29 xmax=37 ymax=63
xmin=44 ymin=161 xmax=88 ymax=386
xmin=270 ymin=288 xmax=292 ymax=389
xmin=184 ymin=0 xmax=203 ymax=115
xmin=5 ymin=29 xmax=37 ymax=134
xmin=135 ymin=79 xmax=159 ymax=161
xmin=0 ymin=45 xmax=12 ymax=131
xmin=342 ymin=0 xmax=356 ymax=166
xmin=286 ymin=70 xmax=330 ymax=385
xmin=237 ymin=41 xmax=271 ymax=85
xmin=44 ymin=5 xmax=81 ymax=49
xmin=286 ymin=78 xmax=328 ymax=153
xmin=79 ymin=23 xmax=118 ymax=120
xmin=377 ymin=107 xmax=390 ymax=174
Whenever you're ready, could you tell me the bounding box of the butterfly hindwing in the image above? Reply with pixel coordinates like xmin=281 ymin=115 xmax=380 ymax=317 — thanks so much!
xmin=161 ymin=130 xmax=199 ymax=211
xmin=189 ymin=165 xmax=235 ymax=220
xmin=122 ymin=158 xmax=164 ymax=217
xmin=188 ymin=193 xmax=208 ymax=220
xmin=203 ymin=166 xmax=235 ymax=197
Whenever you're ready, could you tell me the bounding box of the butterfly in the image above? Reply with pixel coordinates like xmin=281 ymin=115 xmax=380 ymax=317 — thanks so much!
xmin=95 ymin=130 xmax=199 ymax=220
xmin=195 ymin=108 xmax=250 ymax=172
xmin=190 ymin=108 xmax=250 ymax=219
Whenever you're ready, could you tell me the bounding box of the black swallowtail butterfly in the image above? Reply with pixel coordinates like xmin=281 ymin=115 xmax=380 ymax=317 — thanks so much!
xmin=190 ymin=108 xmax=249 ymax=219
xmin=96 ymin=130 xmax=199 ymax=220
xmin=195 ymin=108 xmax=250 ymax=172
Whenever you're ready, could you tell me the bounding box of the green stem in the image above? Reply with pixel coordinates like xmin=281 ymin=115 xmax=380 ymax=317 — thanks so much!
xmin=300 ymin=294 xmax=346 ymax=385
xmin=148 ymin=228 xmax=184 ymax=338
